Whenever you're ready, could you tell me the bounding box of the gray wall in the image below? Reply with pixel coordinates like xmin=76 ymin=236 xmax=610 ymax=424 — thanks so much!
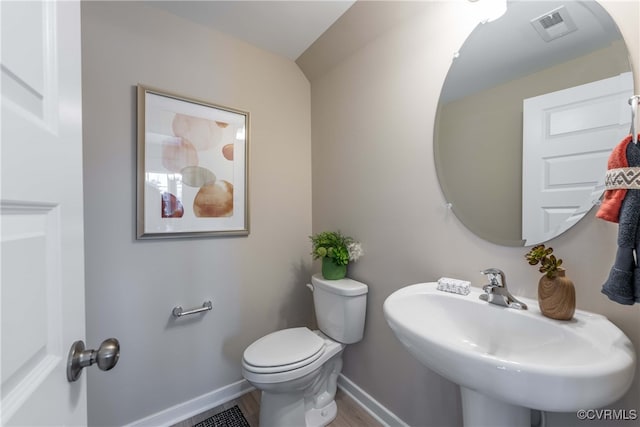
xmin=81 ymin=2 xmax=313 ymax=425
xmin=308 ymin=1 xmax=639 ymax=426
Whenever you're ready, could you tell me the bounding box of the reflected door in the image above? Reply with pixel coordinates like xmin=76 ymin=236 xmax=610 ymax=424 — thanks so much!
xmin=522 ymin=72 xmax=633 ymax=246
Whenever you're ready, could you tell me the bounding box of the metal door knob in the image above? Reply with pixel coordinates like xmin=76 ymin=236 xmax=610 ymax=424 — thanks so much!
xmin=67 ymin=338 xmax=120 ymax=382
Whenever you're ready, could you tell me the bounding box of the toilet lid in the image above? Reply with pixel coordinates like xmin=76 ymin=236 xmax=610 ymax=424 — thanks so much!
xmin=243 ymin=327 xmax=325 ymax=371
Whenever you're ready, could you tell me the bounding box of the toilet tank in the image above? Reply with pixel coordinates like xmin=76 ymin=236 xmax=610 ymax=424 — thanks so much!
xmin=310 ymin=273 xmax=368 ymax=344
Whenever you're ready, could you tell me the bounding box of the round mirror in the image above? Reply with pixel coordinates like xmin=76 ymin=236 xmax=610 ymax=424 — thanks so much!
xmin=434 ymin=0 xmax=634 ymax=247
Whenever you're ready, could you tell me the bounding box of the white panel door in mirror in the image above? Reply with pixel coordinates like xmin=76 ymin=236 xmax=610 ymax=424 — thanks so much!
xmin=522 ymin=72 xmax=632 ymax=246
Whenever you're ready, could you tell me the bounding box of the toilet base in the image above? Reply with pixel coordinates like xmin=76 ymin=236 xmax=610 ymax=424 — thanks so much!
xmin=305 ymin=400 xmax=337 ymax=427
xmin=259 ymin=391 xmax=338 ymax=427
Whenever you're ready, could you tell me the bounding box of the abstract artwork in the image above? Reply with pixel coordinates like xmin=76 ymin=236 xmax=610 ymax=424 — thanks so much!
xmin=137 ymin=85 xmax=249 ymax=238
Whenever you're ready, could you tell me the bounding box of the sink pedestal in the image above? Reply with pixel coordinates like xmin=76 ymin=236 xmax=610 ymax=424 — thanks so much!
xmin=461 ymin=387 xmax=530 ymax=427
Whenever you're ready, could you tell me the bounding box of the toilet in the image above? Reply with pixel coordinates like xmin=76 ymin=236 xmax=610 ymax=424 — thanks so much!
xmin=241 ymin=273 xmax=368 ymax=427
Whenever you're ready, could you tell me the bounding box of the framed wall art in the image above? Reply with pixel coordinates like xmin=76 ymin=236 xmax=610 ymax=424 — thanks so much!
xmin=136 ymin=85 xmax=249 ymax=239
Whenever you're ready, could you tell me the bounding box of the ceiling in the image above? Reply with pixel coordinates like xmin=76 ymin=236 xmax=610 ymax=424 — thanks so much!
xmin=147 ymin=0 xmax=625 ymax=94
xmin=441 ymin=0 xmax=624 ymax=102
xmin=147 ymin=1 xmax=356 ymax=60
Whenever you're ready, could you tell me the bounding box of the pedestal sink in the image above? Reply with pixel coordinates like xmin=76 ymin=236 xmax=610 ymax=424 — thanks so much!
xmin=383 ymin=283 xmax=636 ymax=427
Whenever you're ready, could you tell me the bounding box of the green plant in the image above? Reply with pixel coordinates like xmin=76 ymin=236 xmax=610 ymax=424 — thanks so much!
xmin=525 ymin=244 xmax=563 ymax=278
xmin=310 ymin=231 xmax=363 ymax=266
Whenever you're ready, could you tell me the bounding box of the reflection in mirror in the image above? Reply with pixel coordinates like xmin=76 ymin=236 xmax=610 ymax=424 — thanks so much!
xmin=434 ymin=0 xmax=633 ymax=247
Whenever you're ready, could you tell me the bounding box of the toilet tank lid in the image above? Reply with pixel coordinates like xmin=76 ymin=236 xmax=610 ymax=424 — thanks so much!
xmin=311 ymin=273 xmax=368 ymax=296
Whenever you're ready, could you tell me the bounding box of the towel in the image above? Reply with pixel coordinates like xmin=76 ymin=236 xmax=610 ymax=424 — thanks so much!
xmin=601 ymin=137 xmax=640 ymax=305
xmin=597 ymin=135 xmax=631 ymax=223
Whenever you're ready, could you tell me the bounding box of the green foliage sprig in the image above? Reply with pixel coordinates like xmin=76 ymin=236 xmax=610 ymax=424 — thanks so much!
xmin=525 ymin=244 xmax=563 ymax=278
xmin=310 ymin=231 xmax=363 ymax=266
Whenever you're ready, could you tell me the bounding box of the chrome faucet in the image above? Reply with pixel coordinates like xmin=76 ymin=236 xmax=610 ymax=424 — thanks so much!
xmin=479 ymin=268 xmax=528 ymax=310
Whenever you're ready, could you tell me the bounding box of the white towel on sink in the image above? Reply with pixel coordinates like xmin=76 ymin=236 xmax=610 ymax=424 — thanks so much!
xmin=437 ymin=277 xmax=471 ymax=295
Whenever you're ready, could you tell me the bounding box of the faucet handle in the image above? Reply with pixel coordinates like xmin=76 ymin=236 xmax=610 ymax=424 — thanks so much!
xmin=481 ymin=268 xmax=506 ymax=287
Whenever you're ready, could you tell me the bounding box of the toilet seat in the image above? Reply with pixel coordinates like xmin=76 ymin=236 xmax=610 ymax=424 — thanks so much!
xmin=242 ymin=328 xmax=345 ymax=385
xmin=243 ymin=327 xmax=325 ymax=374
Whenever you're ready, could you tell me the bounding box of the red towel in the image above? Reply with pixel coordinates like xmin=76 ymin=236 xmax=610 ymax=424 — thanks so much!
xmin=597 ymin=135 xmax=633 ymax=223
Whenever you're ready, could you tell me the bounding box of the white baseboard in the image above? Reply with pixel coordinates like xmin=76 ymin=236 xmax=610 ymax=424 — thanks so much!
xmin=124 ymin=379 xmax=254 ymax=427
xmin=337 ymin=374 xmax=408 ymax=427
xmin=124 ymin=374 xmax=405 ymax=427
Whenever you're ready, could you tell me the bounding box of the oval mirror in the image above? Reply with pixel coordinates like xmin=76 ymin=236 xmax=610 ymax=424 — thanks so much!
xmin=434 ymin=0 xmax=634 ymax=247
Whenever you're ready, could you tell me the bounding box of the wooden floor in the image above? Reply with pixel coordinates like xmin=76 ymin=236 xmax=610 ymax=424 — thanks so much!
xmin=171 ymin=388 xmax=384 ymax=427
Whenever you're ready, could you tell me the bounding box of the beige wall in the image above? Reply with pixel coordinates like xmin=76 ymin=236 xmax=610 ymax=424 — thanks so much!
xmin=81 ymin=2 xmax=312 ymax=425
xmin=309 ymin=1 xmax=639 ymax=426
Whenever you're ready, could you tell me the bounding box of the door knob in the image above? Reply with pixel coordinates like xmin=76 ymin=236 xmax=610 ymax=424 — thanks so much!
xmin=67 ymin=338 xmax=120 ymax=382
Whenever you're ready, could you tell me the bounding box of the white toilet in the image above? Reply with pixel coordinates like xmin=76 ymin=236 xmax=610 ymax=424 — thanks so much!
xmin=241 ymin=273 xmax=368 ymax=427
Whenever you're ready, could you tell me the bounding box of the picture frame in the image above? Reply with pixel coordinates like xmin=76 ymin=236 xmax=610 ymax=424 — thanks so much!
xmin=136 ymin=85 xmax=249 ymax=239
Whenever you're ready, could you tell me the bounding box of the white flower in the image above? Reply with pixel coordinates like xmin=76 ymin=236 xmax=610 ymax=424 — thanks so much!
xmin=347 ymin=242 xmax=364 ymax=262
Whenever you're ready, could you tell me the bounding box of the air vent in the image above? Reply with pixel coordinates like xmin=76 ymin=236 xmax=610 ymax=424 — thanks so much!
xmin=531 ymin=6 xmax=577 ymax=42
xmin=539 ymin=12 xmax=563 ymax=29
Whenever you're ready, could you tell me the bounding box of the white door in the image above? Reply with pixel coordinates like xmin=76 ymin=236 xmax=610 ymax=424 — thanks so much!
xmin=522 ymin=72 xmax=633 ymax=246
xmin=1 ymin=1 xmax=87 ymax=425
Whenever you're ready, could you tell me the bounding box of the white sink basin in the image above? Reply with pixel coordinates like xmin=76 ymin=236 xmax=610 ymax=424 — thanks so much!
xmin=383 ymin=283 xmax=635 ymax=423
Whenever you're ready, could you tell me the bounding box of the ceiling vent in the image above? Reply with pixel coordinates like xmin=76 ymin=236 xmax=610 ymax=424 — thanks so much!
xmin=531 ymin=6 xmax=577 ymax=42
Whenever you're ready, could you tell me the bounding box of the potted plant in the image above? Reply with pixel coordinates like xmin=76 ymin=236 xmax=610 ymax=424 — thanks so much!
xmin=310 ymin=231 xmax=363 ymax=280
xmin=525 ymin=244 xmax=575 ymax=320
